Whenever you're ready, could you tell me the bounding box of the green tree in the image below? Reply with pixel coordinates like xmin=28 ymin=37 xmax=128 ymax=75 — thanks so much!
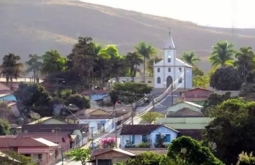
xmin=192 ymin=75 xmax=209 ymax=88
xmin=201 ymin=92 xmax=234 ymax=116
xmin=147 ymin=56 xmax=162 ymax=77
xmin=68 ymin=37 xmax=97 ymax=85
xmin=203 ymin=98 xmax=255 ymax=164
xmin=41 ymin=50 xmax=66 ymax=75
xmin=100 ymin=45 xmax=126 ymax=82
xmin=141 ymin=112 xmax=163 ymax=123
xmin=210 ymin=66 xmax=242 ymax=90
xmin=181 ymin=52 xmax=201 ymax=66
xmin=0 ymin=118 xmax=10 ymax=135
xmin=25 ymin=54 xmax=42 ymax=83
xmin=234 ymin=47 xmax=255 ymax=80
xmin=109 ymin=82 xmax=152 ymax=124
xmin=1 ymin=150 xmax=36 ymax=165
xmin=135 ymin=42 xmax=156 ymax=82
xmin=123 ymin=151 xmax=168 ymax=165
xmin=125 ymin=52 xmax=143 ymax=81
xmin=0 ymin=53 xmax=24 ymax=88
xmin=65 ymin=94 xmax=90 ymax=109
xmin=209 ymin=41 xmax=235 ymax=68
xmin=168 ymin=136 xmax=223 ymax=165
xmin=14 ymin=82 xmax=51 ymax=116
xmin=65 ymin=148 xmax=91 ymax=165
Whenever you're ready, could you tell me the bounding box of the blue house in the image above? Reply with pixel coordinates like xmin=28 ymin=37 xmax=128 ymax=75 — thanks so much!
xmin=120 ymin=124 xmax=178 ymax=148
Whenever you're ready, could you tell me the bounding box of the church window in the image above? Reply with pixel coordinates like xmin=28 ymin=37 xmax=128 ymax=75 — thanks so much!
xmin=168 ymin=57 xmax=171 ymax=63
xmin=168 ymin=68 xmax=171 ymax=72
xmin=178 ymin=78 xmax=183 ymax=83
xmin=157 ymin=77 xmax=161 ymax=84
xmin=179 ymin=67 xmax=182 ymax=72
xmin=157 ymin=68 xmax=160 ymax=72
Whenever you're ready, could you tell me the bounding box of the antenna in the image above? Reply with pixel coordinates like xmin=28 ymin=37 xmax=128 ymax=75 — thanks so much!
xmin=168 ymin=27 xmax=171 ymax=37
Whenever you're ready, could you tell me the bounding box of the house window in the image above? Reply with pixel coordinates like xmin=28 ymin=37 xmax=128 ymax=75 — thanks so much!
xmin=142 ymin=135 xmax=147 ymax=142
xmin=147 ymin=81 xmax=152 ymax=83
xmin=157 ymin=68 xmax=160 ymax=72
xmin=165 ymin=134 xmax=171 ymax=142
xmin=179 ymin=67 xmax=182 ymax=72
xmin=157 ymin=77 xmax=161 ymax=84
xmin=178 ymin=78 xmax=183 ymax=83
xmin=38 ymin=154 xmax=42 ymax=160
xmin=168 ymin=68 xmax=171 ymax=72
xmin=168 ymin=57 xmax=171 ymax=62
xmin=156 ymin=134 xmax=160 ymax=143
xmin=131 ymin=135 xmax=135 ymax=144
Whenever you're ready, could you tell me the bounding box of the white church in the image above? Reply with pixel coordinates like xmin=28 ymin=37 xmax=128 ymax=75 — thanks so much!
xmin=153 ymin=32 xmax=193 ymax=89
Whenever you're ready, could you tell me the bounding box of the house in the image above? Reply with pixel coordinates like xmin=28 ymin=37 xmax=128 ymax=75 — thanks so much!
xmin=178 ymin=88 xmax=213 ymax=104
xmin=167 ymin=101 xmax=203 ymax=114
xmin=89 ymin=148 xmax=168 ymax=165
xmin=0 ymin=83 xmax=12 ymax=95
xmin=17 ymin=132 xmax=75 ymax=152
xmin=119 ymin=124 xmax=178 ymax=148
xmin=0 ymin=136 xmax=59 ymax=165
xmin=89 ymin=148 xmax=135 ymax=165
xmin=153 ymin=32 xmax=192 ymax=89
xmin=27 ymin=116 xmax=70 ymax=125
xmin=21 ymin=124 xmax=89 ymax=146
xmin=65 ymin=108 xmax=131 ymax=134
xmin=156 ymin=107 xmax=212 ymax=140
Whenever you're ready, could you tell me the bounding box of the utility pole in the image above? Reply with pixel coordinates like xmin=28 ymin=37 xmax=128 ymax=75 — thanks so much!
xmin=150 ymin=96 xmax=155 ymax=124
xmin=90 ymin=127 xmax=94 ymax=148
xmin=171 ymin=85 xmax=174 ymax=106
xmin=113 ymin=104 xmax=118 ymax=148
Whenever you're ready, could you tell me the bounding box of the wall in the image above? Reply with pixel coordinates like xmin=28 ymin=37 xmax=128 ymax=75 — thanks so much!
xmin=120 ymin=135 xmax=142 ymax=147
xmin=167 ymin=102 xmax=202 ymax=112
xmin=149 ymin=126 xmax=177 ymax=147
xmin=79 ymin=119 xmax=114 ymax=133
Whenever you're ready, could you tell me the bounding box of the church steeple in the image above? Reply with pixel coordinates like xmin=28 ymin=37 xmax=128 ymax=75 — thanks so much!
xmin=164 ymin=28 xmax=175 ymax=49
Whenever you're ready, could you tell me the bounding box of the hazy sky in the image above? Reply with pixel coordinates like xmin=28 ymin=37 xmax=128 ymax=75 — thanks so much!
xmin=81 ymin=0 xmax=254 ymax=28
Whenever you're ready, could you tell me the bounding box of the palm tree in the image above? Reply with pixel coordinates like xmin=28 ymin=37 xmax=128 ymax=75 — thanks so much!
xmin=0 ymin=53 xmax=23 ymax=89
xmin=234 ymin=46 xmax=255 ymax=79
xmin=209 ymin=41 xmax=235 ymax=68
xmin=135 ymin=42 xmax=156 ymax=82
xmin=25 ymin=54 xmax=42 ymax=83
xmin=125 ymin=52 xmax=143 ymax=81
xmin=181 ymin=52 xmax=201 ymax=66
xmin=147 ymin=56 xmax=162 ymax=77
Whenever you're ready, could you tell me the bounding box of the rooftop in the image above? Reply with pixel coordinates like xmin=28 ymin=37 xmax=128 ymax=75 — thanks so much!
xmin=167 ymin=108 xmax=204 ymax=117
xmin=120 ymin=124 xmax=178 ymax=135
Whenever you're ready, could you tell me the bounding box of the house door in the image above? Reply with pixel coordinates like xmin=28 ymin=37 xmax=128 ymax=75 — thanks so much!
xmin=166 ymin=76 xmax=173 ymax=88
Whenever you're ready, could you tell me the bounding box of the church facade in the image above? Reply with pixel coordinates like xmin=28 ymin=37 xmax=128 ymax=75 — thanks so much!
xmin=153 ymin=33 xmax=193 ymax=89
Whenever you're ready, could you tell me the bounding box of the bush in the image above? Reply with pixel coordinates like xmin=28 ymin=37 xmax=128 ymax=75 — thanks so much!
xmin=136 ymin=142 xmax=150 ymax=148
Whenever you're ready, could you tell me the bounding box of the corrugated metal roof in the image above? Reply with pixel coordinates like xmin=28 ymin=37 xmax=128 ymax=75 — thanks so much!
xmin=33 ymin=138 xmax=58 ymax=147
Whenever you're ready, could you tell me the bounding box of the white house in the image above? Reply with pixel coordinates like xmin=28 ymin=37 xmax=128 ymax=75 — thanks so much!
xmin=120 ymin=124 xmax=178 ymax=148
xmin=153 ymin=32 xmax=193 ymax=89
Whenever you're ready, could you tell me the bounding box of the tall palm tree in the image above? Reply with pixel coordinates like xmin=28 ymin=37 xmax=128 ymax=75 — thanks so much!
xmin=125 ymin=52 xmax=143 ymax=81
xmin=0 ymin=53 xmax=23 ymax=89
xmin=181 ymin=52 xmax=201 ymax=66
xmin=234 ymin=46 xmax=255 ymax=79
xmin=209 ymin=41 xmax=235 ymax=68
xmin=25 ymin=54 xmax=42 ymax=83
xmin=135 ymin=42 xmax=156 ymax=82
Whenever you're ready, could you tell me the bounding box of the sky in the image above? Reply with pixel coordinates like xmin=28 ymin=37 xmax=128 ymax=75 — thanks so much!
xmin=81 ymin=0 xmax=255 ymax=28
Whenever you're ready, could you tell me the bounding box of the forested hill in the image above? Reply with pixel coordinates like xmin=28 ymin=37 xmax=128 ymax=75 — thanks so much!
xmin=1 ymin=0 xmax=255 ymax=71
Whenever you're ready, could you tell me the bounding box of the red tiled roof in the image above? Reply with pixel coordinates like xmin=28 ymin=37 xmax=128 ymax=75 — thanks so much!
xmin=17 ymin=132 xmax=73 ymax=143
xmin=0 ymin=136 xmax=56 ymax=148
xmin=120 ymin=124 xmax=178 ymax=135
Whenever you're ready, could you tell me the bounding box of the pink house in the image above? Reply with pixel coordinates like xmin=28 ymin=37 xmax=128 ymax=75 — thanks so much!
xmin=0 ymin=136 xmax=59 ymax=165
